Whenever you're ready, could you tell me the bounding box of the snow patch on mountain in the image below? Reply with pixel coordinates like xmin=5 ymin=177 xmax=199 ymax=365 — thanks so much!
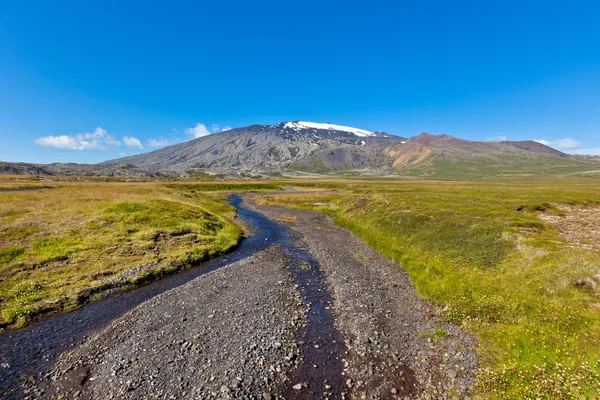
xmin=283 ymin=121 xmax=376 ymax=137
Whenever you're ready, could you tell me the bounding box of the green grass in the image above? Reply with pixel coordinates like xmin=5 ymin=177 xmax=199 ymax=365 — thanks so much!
xmin=256 ymin=180 xmax=600 ymax=398
xmin=396 ymin=155 xmax=600 ymax=180
xmin=419 ymin=328 xmax=450 ymax=339
xmin=0 ymin=247 xmax=25 ymax=264
xmin=0 ymin=182 xmax=242 ymax=327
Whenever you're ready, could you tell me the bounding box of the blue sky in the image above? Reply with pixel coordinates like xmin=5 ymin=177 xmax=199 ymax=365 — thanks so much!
xmin=1 ymin=0 xmax=599 ymax=163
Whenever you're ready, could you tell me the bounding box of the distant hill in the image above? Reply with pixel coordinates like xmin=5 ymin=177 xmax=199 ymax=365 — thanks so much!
xmin=3 ymin=122 xmax=600 ymax=179
xmin=500 ymin=140 xmax=567 ymax=157
xmin=386 ymin=133 xmax=598 ymax=179
xmin=0 ymin=162 xmax=175 ymax=178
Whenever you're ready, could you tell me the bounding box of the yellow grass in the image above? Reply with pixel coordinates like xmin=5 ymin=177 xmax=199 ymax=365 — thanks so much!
xmin=0 ymin=179 xmax=241 ymax=327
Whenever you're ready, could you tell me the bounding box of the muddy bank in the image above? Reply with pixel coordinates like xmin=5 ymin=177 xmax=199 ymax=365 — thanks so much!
xmin=250 ymin=200 xmax=478 ymax=399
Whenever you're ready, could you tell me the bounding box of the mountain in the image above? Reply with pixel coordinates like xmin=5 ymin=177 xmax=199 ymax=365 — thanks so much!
xmin=3 ymin=122 xmax=599 ymax=179
xmin=102 ymin=122 xmax=600 ymax=178
xmin=102 ymin=121 xmax=408 ymax=176
xmin=386 ymin=133 xmax=598 ymax=179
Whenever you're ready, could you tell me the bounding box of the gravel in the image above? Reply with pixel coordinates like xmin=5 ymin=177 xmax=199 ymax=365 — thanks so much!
xmin=250 ymin=201 xmax=478 ymax=399
xmin=35 ymin=246 xmax=304 ymax=399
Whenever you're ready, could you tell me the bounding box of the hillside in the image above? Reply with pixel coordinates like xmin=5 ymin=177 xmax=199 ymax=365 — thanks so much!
xmin=389 ymin=133 xmax=600 ymax=179
xmin=102 ymin=122 xmax=407 ymax=176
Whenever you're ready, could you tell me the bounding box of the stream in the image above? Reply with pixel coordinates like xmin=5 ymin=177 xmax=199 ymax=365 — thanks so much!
xmin=0 ymin=195 xmax=346 ymax=398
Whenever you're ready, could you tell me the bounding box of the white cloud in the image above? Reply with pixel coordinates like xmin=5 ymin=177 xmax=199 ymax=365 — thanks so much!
xmin=556 ymin=138 xmax=581 ymax=149
xmin=486 ymin=135 xmax=507 ymax=142
xmin=210 ymin=124 xmax=232 ymax=133
xmin=34 ymin=127 xmax=120 ymax=150
xmin=182 ymin=123 xmax=231 ymax=137
xmin=534 ymin=138 xmax=581 ymax=150
xmin=185 ymin=123 xmax=211 ymax=138
xmin=148 ymin=138 xmax=179 ymax=148
xmin=123 ymin=136 xmax=143 ymax=149
xmin=567 ymin=148 xmax=600 ymax=156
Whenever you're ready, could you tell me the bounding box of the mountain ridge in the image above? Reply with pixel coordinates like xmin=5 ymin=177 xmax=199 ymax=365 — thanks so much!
xmin=3 ymin=122 xmax=599 ymax=179
xmin=100 ymin=122 xmax=598 ymax=178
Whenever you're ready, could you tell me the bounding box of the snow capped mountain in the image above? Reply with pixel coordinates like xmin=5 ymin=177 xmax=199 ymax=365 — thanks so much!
xmin=280 ymin=121 xmax=387 ymax=138
xmin=102 ymin=121 xmax=404 ymax=175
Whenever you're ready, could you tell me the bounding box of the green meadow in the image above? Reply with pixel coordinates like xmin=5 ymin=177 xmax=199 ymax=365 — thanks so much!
xmin=0 ymin=180 xmax=248 ymax=328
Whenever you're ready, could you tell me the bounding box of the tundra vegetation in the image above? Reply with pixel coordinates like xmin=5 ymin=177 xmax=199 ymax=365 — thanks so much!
xmin=255 ymin=179 xmax=600 ymax=399
xmin=0 ymin=179 xmax=266 ymax=328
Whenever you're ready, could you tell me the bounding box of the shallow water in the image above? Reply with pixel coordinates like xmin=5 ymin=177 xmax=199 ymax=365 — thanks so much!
xmin=280 ymin=244 xmax=346 ymax=399
xmin=0 ymin=195 xmax=345 ymax=398
xmin=236 ymin=196 xmax=346 ymax=398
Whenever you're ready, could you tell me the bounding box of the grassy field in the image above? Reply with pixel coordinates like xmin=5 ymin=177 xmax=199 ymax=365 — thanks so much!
xmin=256 ymin=179 xmax=600 ymax=399
xmin=0 ymin=179 xmax=277 ymax=327
xmin=394 ymin=155 xmax=600 ymax=180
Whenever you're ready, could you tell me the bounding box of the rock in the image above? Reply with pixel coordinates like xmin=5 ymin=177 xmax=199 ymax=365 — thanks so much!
xmin=293 ymin=383 xmax=303 ymax=390
xmin=572 ymin=277 xmax=597 ymax=291
xmin=346 ymin=378 xmax=353 ymax=388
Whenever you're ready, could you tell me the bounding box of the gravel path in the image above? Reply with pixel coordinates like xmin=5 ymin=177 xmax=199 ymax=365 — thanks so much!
xmin=36 ymin=247 xmax=304 ymax=399
xmin=250 ymin=201 xmax=478 ymax=399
